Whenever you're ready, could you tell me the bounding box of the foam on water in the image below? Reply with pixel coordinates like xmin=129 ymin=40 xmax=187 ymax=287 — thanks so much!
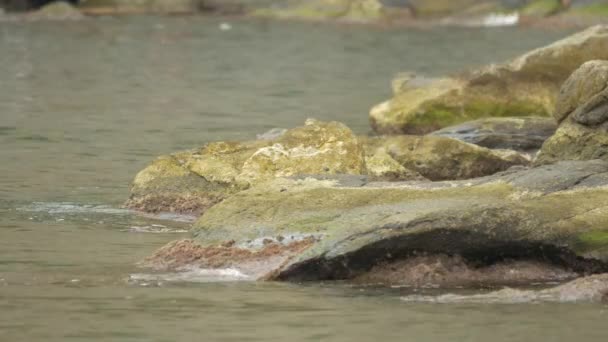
xmin=18 ymin=202 xmax=131 ymax=215
xmin=129 ymin=266 xmax=252 ymax=285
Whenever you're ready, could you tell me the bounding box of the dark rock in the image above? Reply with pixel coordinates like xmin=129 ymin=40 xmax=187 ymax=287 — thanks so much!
xmin=430 ymin=116 xmax=557 ymax=152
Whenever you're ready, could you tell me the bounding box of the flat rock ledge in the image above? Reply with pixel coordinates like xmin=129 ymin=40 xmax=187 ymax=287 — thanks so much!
xmin=141 ymin=160 xmax=608 ymax=301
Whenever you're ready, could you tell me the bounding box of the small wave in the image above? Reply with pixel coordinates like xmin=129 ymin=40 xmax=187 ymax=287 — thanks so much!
xmin=400 ymin=288 xmax=542 ymax=304
xmin=17 ymin=202 xmax=131 ymax=215
xmin=128 ymin=267 xmax=251 ymax=285
xmin=125 ymin=224 xmax=188 ymax=233
xmin=139 ymin=211 xmax=198 ymax=222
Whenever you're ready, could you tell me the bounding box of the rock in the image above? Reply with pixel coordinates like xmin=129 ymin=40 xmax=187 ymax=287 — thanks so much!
xmin=520 ymin=0 xmax=564 ymax=17
xmin=251 ymin=0 xmax=411 ymax=23
xmin=124 ymin=154 xmax=234 ymax=215
xmin=78 ymin=0 xmax=208 ymax=15
xmin=128 ymin=119 xmax=529 ymax=214
xmin=26 ymin=1 xmax=84 ymax=20
xmin=363 ymin=150 xmax=427 ymax=181
xmin=362 ymin=135 xmax=529 ymax=181
xmin=355 ymin=254 xmax=576 ymax=287
xmin=536 ymin=60 xmax=608 ymax=165
xmin=143 ymin=159 xmax=608 ymax=282
xmin=430 ymin=116 xmax=557 ymax=152
xmin=237 ymin=119 xmax=366 ymax=184
xmin=401 ymin=273 xmax=608 ymax=303
xmin=126 ymin=119 xmax=367 ymax=214
xmin=406 ymin=0 xmax=504 ymax=18
xmin=370 ymin=25 xmax=608 ymax=134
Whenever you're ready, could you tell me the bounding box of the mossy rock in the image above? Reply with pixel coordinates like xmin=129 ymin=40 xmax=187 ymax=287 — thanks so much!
xmin=371 ymin=25 xmax=608 ymax=134
xmin=251 ymin=0 xmax=410 ymax=22
xmin=566 ymin=1 xmax=608 ymax=17
xmin=126 ymin=119 xmax=368 ymax=214
xmin=521 ymin=0 xmax=563 ymax=17
xmin=78 ymin=0 xmax=205 ymax=14
xmin=26 ymin=1 xmax=84 ymax=20
xmin=178 ymin=160 xmax=608 ymax=281
xmin=361 ymin=135 xmax=529 ymax=181
xmin=406 ymin=0 xmax=503 ymax=18
xmin=124 ymin=155 xmax=233 ymax=214
xmin=536 ymin=60 xmax=608 ymax=165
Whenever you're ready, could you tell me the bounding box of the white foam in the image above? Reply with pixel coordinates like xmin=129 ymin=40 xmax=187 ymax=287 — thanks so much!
xmin=482 ymin=13 xmax=519 ymax=27
xmin=18 ymin=202 xmax=130 ymax=215
xmin=129 ymin=267 xmax=252 ymax=284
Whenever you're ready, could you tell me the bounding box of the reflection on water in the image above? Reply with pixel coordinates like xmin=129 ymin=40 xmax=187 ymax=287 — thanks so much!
xmin=2 ymin=16 xmax=605 ymax=342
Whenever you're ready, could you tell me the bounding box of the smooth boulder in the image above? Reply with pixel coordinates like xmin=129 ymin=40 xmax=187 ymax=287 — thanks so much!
xmin=370 ymin=25 xmax=608 ymax=134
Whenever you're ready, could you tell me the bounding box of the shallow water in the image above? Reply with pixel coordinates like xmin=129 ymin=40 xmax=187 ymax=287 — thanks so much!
xmin=1 ymin=16 xmax=607 ymax=341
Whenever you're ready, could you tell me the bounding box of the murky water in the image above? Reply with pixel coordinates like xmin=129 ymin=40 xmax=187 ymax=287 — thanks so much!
xmin=1 ymin=16 xmax=606 ymax=341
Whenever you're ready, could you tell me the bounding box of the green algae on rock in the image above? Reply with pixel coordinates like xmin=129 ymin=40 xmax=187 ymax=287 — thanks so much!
xmin=125 ymin=119 xmax=368 ymax=214
xmin=251 ymin=0 xmax=400 ymax=23
xmin=26 ymin=1 xmax=85 ymax=20
xmin=238 ymin=119 xmax=366 ymax=184
xmin=127 ymin=119 xmax=528 ymax=214
xmin=536 ymin=60 xmax=608 ymax=165
xmin=430 ymin=116 xmax=557 ymax=152
xmin=143 ymin=160 xmax=608 ymax=282
xmin=124 ymin=155 xmax=234 ymax=214
xmin=362 ymin=134 xmax=529 ymax=181
xmin=78 ymin=0 xmax=249 ymax=15
xmin=370 ymin=25 xmax=608 ymax=134
xmin=401 ymin=273 xmax=608 ymax=303
xmin=520 ymin=0 xmax=564 ymax=17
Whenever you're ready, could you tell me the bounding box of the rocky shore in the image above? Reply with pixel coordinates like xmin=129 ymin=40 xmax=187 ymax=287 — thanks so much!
xmin=2 ymin=0 xmax=608 ymax=27
xmin=124 ymin=26 xmax=608 ymax=303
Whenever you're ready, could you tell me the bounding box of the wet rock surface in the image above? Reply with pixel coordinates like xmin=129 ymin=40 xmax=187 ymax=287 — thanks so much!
xmin=401 ymin=273 xmax=608 ymax=303
xmin=370 ymin=25 xmax=608 ymax=134
xmin=430 ymin=116 xmax=557 ymax=153
xmin=138 ymin=160 xmax=608 ymax=286
xmin=354 ymin=254 xmax=576 ymax=288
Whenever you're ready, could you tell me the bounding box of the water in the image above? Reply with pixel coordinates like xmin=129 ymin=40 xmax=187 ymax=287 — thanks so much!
xmin=1 ymin=16 xmax=606 ymax=341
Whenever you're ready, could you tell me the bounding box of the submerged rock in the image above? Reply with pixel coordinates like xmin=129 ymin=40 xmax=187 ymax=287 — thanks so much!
xmin=536 ymin=60 xmax=608 ymax=165
xmin=370 ymin=25 xmax=608 ymax=134
xmin=430 ymin=116 xmax=557 ymax=152
xmin=143 ymin=160 xmax=608 ymax=282
xmin=401 ymin=273 xmax=608 ymax=303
